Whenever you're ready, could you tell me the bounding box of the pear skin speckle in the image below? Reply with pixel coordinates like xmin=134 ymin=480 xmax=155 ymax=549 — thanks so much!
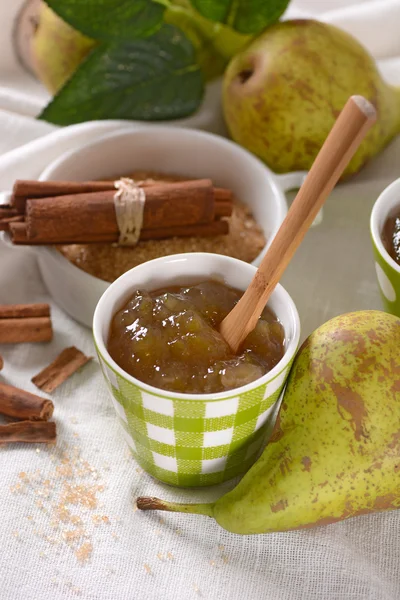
xmin=223 ymin=20 xmax=400 ymax=178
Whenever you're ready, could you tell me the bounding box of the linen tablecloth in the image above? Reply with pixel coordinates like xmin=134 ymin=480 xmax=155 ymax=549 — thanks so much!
xmin=1 ymin=1 xmax=400 ymax=599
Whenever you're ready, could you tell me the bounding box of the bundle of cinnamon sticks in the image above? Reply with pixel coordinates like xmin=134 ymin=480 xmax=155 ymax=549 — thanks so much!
xmin=1 ymin=178 xmax=234 ymax=245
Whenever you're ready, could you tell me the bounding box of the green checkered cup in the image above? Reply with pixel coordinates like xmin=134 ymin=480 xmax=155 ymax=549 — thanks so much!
xmin=93 ymin=253 xmax=300 ymax=487
xmin=371 ymin=179 xmax=400 ymax=316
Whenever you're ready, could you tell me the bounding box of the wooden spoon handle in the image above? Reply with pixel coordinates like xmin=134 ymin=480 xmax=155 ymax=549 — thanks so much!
xmin=220 ymin=96 xmax=377 ymax=352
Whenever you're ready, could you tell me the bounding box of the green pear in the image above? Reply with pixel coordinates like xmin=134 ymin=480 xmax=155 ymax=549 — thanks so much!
xmin=137 ymin=310 xmax=400 ymax=534
xmin=223 ymin=20 xmax=400 ymax=177
xmin=31 ymin=2 xmax=95 ymax=94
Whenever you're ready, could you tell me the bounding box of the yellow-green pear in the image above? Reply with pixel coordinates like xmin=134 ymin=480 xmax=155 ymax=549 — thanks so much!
xmin=137 ymin=311 xmax=400 ymax=534
xmin=31 ymin=2 xmax=95 ymax=94
xmin=223 ymin=20 xmax=400 ymax=177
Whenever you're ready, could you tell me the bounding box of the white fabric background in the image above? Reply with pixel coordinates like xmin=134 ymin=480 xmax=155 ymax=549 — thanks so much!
xmin=1 ymin=1 xmax=400 ymax=599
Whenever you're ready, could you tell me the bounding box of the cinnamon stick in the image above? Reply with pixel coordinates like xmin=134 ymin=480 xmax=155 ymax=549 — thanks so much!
xmin=0 ymin=420 xmax=56 ymax=443
xmin=0 ymin=215 xmax=24 ymax=231
xmin=11 ymin=180 xmax=117 ymax=212
xmin=0 ymin=382 xmax=54 ymax=420
xmin=0 ymin=316 xmax=53 ymax=343
xmin=0 ymin=206 xmax=18 ymax=218
xmin=8 ymin=222 xmax=28 ymax=244
xmin=11 ymin=219 xmax=229 ymax=244
xmin=0 ymin=303 xmax=50 ymax=318
xmin=214 ymin=188 xmax=233 ymax=203
xmin=32 ymin=346 xmax=92 ymax=393
xmin=11 ymin=179 xmax=233 ymax=215
xmin=11 ymin=178 xmax=232 ymax=201
xmin=0 ymin=355 xmax=3 ymax=370
xmin=13 ymin=179 xmax=117 ymax=198
xmin=140 ymin=220 xmax=229 ymax=241
xmin=215 ymin=201 xmax=233 ymax=218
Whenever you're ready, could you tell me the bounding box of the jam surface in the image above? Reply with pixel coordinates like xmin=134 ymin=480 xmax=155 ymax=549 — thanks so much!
xmin=107 ymin=281 xmax=285 ymax=394
xmin=382 ymin=212 xmax=400 ymax=265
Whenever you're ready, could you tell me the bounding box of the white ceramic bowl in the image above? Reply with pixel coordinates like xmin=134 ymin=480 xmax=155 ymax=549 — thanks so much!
xmin=93 ymin=252 xmax=300 ymax=486
xmin=1 ymin=127 xmax=306 ymax=327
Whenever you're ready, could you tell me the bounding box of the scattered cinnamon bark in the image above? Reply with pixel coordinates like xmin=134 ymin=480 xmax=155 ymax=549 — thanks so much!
xmin=0 ymin=316 xmax=52 ymax=343
xmin=0 ymin=381 xmax=53 ymax=420
xmin=0 ymin=420 xmax=56 ymax=443
xmin=0 ymin=304 xmax=52 ymax=343
xmin=0 ymin=303 xmax=50 ymax=318
xmin=32 ymin=346 xmax=92 ymax=393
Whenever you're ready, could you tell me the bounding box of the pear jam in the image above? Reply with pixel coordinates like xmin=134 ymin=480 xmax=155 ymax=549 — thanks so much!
xmin=382 ymin=212 xmax=400 ymax=265
xmin=107 ymin=281 xmax=285 ymax=394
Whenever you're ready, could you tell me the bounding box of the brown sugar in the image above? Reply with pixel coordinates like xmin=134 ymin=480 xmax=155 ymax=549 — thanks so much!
xmin=56 ymin=171 xmax=266 ymax=283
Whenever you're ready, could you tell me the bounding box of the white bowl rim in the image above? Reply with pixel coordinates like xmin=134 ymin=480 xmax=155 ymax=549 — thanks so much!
xmin=93 ymin=252 xmax=301 ymax=401
xmin=36 ymin=125 xmax=289 ymax=279
xmin=370 ymin=177 xmax=400 ymax=274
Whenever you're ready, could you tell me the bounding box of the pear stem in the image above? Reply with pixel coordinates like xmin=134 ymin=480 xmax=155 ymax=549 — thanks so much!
xmin=136 ymin=496 xmax=214 ymax=518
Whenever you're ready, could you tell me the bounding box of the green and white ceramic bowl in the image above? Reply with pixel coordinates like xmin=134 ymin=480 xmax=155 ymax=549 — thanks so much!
xmin=371 ymin=179 xmax=400 ymax=316
xmin=93 ymin=253 xmax=300 ymax=487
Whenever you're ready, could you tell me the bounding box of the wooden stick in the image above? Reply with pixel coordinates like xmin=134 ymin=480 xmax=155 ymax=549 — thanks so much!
xmin=0 ymin=303 xmax=50 ymax=318
xmin=0 ymin=420 xmax=56 ymax=443
xmin=0 ymin=316 xmax=53 ymax=343
xmin=11 ymin=217 xmax=229 ymax=244
xmin=220 ymin=96 xmax=377 ymax=352
xmin=0 ymin=382 xmax=54 ymax=420
xmin=32 ymin=346 xmax=92 ymax=393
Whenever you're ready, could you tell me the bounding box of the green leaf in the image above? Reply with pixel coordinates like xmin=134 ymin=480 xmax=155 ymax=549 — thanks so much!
xmin=189 ymin=0 xmax=290 ymax=34
xmin=39 ymin=25 xmax=204 ymax=125
xmin=44 ymin=0 xmax=165 ymax=40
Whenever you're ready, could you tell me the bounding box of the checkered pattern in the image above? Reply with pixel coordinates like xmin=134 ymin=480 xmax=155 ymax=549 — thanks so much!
xmin=97 ymin=351 xmax=292 ymax=487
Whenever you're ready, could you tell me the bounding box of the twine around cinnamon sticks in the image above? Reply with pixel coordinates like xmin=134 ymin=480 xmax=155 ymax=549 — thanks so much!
xmin=2 ymin=178 xmax=234 ymax=245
